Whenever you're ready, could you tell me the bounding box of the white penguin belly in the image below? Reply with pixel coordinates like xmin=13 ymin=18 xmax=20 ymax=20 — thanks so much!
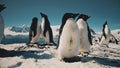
xmin=100 ymin=35 xmax=110 ymax=45
xmin=79 ymin=28 xmax=90 ymax=52
xmin=0 ymin=15 xmax=4 ymax=43
xmin=43 ymin=31 xmax=50 ymax=44
xmin=58 ymin=20 xmax=80 ymax=59
xmin=77 ymin=19 xmax=90 ymax=53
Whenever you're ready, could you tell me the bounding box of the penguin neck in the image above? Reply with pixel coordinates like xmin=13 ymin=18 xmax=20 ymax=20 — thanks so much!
xmin=66 ymin=18 xmax=74 ymax=24
xmin=77 ymin=19 xmax=86 ymax=26
xmin=67 ymin=18 xmax=74 ymax=21
xmin=104 ymin=25 xmax=110 ymax=35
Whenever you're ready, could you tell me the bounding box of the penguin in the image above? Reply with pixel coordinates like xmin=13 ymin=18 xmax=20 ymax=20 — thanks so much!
xmin=28 ymin=17 xmax=42 ymax=44
xmin=109 ymin=34 xmax=118 ymax=44
xmin=100 ymin=21 xmax=110 ymax=46
xmin=57 ymin=13 xmax=80 ymax=61
xmin=0 ymin=4 xmax=6 ymax=43
xmin=40 ymin=12 xmax=56 ymax=45
xmin=76 ymin=14 xmax=92 ymax=56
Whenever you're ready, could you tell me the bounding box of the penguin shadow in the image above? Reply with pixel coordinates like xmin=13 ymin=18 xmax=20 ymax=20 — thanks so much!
xmin=0 ymin=48 xmax=53 ymax=60
xmin=63 ymin=56 xmax=82 ymax=63
xmin=25 ymin=42 xmax=57 ymax=49
xmin=62 ymin=56 xmax=120 ymax=67
xmin=79 ymin=56 xmax=120 ymax=67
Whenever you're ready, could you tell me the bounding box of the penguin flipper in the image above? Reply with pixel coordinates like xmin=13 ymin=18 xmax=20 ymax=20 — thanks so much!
xmin=29 ymin=30 xmax=32 ymax=43
xmin=87 ymin=25 xmax=92 ymax=45
xmin=110 ymin=34 xmax=118 ymax=44
xmin=33 ymin=30 xmax=37 ymax=37
xmin=43 ymin=29 xmax=47 ymax=37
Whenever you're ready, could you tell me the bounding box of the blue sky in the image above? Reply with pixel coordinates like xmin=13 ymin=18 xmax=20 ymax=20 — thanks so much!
xmin=0 ymin=0 xmax=120 ymax=32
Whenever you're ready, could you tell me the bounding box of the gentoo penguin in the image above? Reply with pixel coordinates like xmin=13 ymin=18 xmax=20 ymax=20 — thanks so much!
xmin=100 ymin=21 xmax=111 ymax=46
xmin=29 ymin=17 xmax=42 ymax=44
xmin=0 ymin=4 xmax=6 ymax=43
xmin=76 ymin=14 xmax=92 ymax=56
xmin=57 ymin=13 xmax=80 ymax=61
xmin=40 ymin=12 xmax=56 ymax=45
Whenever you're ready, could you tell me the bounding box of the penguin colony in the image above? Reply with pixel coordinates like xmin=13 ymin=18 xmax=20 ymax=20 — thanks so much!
xmin=1 ymin=5 xmax=118 ymax=61
xmin=28 ymin=12 xmax=119 ymax=61
xmin=28 ymin=12 xmax=93 ymax=61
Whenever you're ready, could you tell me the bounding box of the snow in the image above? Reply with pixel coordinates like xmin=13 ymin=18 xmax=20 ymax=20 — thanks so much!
xmin=0 ymin=25 xmax=120 ymax=68
xmin=0 ymin=43 xmax=120 ymax=68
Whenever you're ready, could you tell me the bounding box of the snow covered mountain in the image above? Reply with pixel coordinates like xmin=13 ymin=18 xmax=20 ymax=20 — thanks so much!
xmin=9 ymin=24 xmax=29 ymax=33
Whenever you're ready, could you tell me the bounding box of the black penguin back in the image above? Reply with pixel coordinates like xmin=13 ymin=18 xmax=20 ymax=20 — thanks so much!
xmin=30 ymin=17 xmax=38 ymax=37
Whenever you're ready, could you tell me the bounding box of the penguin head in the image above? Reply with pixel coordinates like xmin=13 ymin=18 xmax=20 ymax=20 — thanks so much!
xmin=103 ymin=21 xmax=108 ymax=29
xmin=40 ymin=12 xmax=50 ymax=27
xmin=62 ymin=13 xmax=79 ymax=24
xmin=32 ymin=17 xmax=38 ymax=23
xmin=0 ymin=4 xmax=6 ymax=12
xmin=77 ymin=14 xmax=90 ymax=21
xmin=63 ymin=13 xmax=79 ymax=20
xmin=40 ymin=12 xmax=47 ymax=18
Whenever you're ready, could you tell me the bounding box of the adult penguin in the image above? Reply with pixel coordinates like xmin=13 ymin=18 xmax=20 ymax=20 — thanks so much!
xmin=0 ymin=4 xmax=6 ymax=43
xmin=57 ymin=13 xmax=80 ymax=61
xmin=76 ymin=14 xmax=92 ymax=56
xmin=100 ymin=21 xmax=111 ymax=46
xmin=29 ymin=17 xmax=42 ymax=44
xmin=40 ymin=12 xmax=56 ymax=45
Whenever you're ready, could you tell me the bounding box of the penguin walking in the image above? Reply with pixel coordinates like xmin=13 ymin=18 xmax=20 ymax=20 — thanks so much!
xmin=57 ymin=13 xmax=80 ymax=61
xmin=40 ymin=12 xmax=56 ymax=45
xmin=28 ymin=17 xmax=42 ymax=45
xmin=0 ymin=4 xmax=6 ymax=43
xmin=76 ymin=14 xmax=92 ymax=56
xmin=100 ymin=21 xmax=111 ymax=46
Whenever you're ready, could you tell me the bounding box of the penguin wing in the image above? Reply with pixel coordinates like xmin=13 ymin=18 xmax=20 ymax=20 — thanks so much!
xmin=110 ymin=34 xmax=118 ymax=44
xmin=33 ymin=30 xmax=37 ymax=37
xmin=43 ymin=29 xmax=47 ymax=37
xmin=87 ymin=25 xmax=92 ymax=45
xmin=102 ymin=27 xmax=107 ymax=39
xmin=49 ymin=28 xmax=54 ymax=43
xmin=43 ymin=25 xmax=49 ymax=37
xmin=29 ymin=29 xmax=32 ymax=42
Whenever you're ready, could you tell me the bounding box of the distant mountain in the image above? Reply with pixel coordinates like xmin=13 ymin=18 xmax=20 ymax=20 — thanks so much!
xmin=9 ymin=24 xmax=29 ymax=33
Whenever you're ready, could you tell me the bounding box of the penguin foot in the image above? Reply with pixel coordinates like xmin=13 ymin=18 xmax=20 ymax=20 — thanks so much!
xmin=79 ymin=52 xmax=89 ymax=57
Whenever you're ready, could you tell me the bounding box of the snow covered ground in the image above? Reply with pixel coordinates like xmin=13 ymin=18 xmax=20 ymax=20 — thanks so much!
xmin=0 ymin=25 xmax=120 ymax=68
xmin=0 ymin=43 xmax=120 ymax=68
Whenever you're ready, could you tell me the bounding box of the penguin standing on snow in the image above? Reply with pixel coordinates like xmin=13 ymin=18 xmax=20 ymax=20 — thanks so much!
xmin=76 ymin=14 xmax=92 ymax=56
xmin=40 ymin=12 xmax=56 ymax=45
xmin=100 ymin=21 xmax=111 ymax=46
xmin=0 ymin=4 xmax=6 ymax=43
xmin=57 ymin=13 xmax=80 ymax=61
xmin=28 ymin=17 xmax=42 ymax=44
